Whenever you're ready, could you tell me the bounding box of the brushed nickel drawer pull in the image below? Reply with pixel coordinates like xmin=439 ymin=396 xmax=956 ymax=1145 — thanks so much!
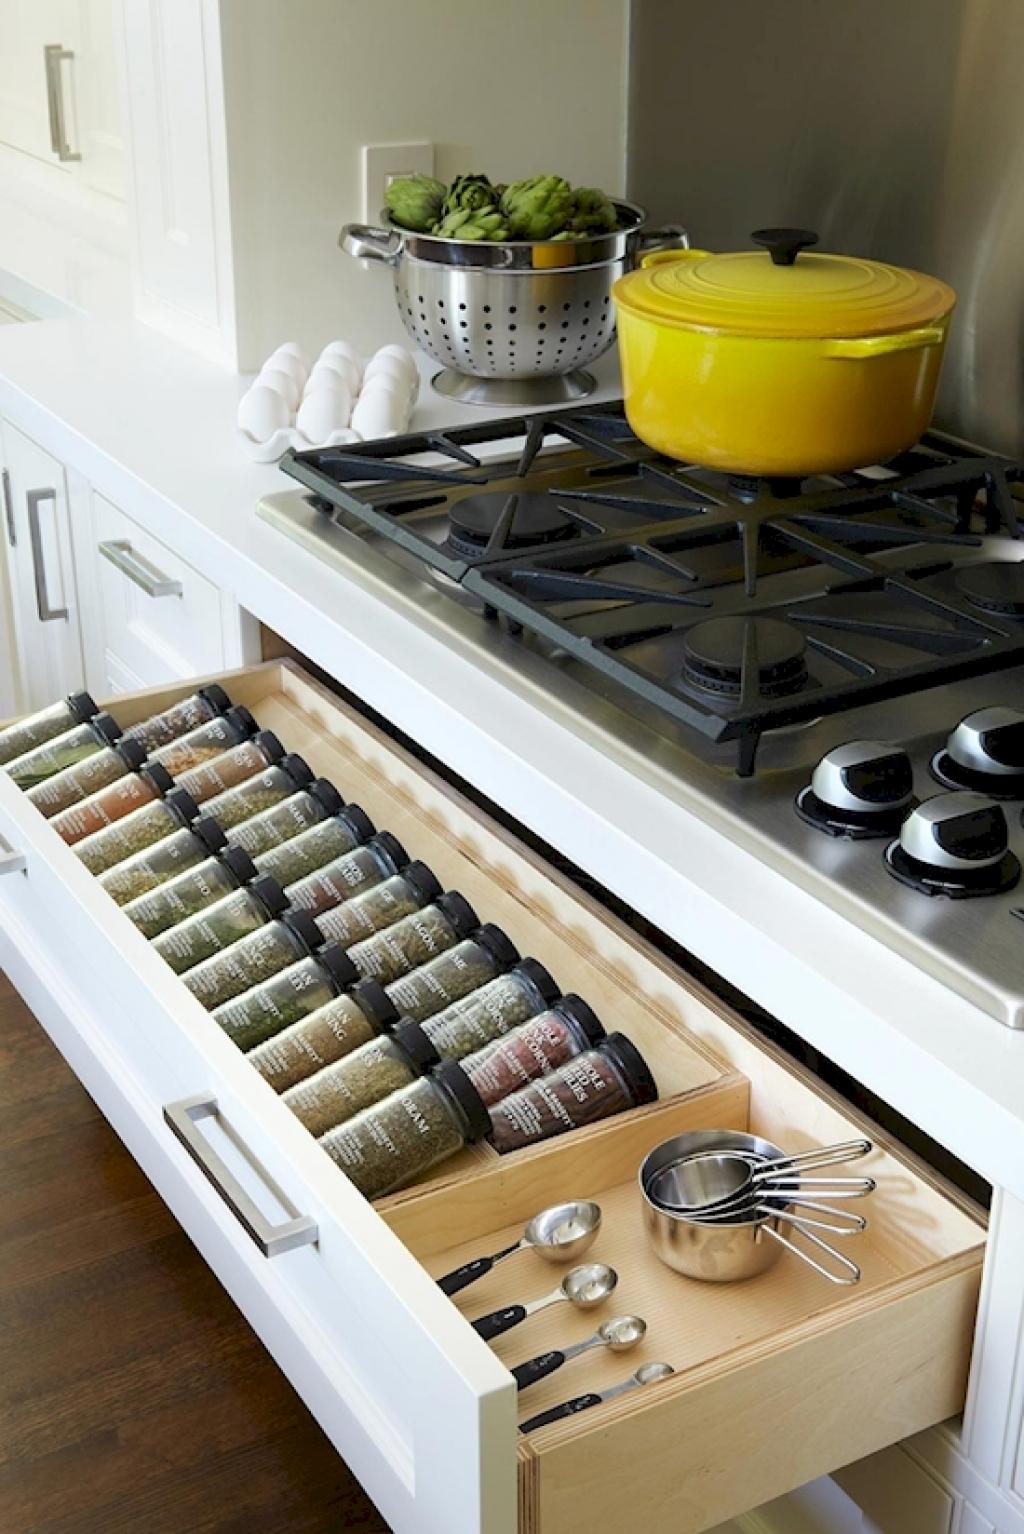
xmin=43 ymin=44 xmax=80 ymax=161
xmin=164 ymin=1094 xmax=318 ymax=1257
xmin=2 ymin=469 xmax=14 ymax=547
xmin=26 ymin=488 xmax=68 ymax=623
xmin=0 ymin=834 xmax=26 ymax=877
xmin=99 ymin=539 xmax=183 ymax=599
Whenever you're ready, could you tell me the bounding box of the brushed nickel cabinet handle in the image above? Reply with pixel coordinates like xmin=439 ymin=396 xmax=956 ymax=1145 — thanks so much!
xmin=99 ymin=539 xmax=183 ymax=599
xmin=44 ymin=44 xmax=80 ymax=162
xmin=26 ymin=488 xmax=69 ymax=623
xmin=164 ymin=1095 xmax=318 ymax=1257
xmin=0 ymin=834 xmax=27 ymax=877
xmin=2 ymin=469 xmax=14 ymax=547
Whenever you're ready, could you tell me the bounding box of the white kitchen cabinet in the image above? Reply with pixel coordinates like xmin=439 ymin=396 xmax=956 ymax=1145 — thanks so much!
xmin=0 ymin=420 xmax=85 ymax=710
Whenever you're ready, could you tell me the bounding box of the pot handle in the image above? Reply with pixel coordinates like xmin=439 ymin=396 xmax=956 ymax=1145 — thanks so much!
xmin=824 ymin=326 xmax=946 ymax=359
xmin=635 ymin=224 xmax=691 ymax=257
xmin=340 ymin=223 xmax=403 ymax=265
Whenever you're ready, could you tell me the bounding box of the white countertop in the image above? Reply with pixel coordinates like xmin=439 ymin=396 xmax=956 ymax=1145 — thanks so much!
xmin=0 ymin=312 xmax=1020 ymax=1195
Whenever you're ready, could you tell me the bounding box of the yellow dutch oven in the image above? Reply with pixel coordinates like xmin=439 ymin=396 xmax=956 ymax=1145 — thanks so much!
xmin=612 ymin=227 xmax=956 ymax=476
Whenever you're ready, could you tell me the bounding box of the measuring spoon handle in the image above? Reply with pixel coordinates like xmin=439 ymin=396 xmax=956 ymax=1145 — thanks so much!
xmin=512 ymin=1350 xmax=568 ymax=1392
xmin=473 ymin=1303 xmax=528 ymax=1341
xmin=437 ymin=1238 xmax=521 ymax=1296
xmin=519 ymin=1392 xmax=602 ymax=1433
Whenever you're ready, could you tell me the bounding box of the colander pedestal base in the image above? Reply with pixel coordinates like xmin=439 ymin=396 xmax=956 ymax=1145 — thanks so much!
xmin=430 ymin=368 xmax=597 ymax=408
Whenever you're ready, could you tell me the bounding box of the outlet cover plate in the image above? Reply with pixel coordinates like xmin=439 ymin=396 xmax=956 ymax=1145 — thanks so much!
xmin=362 ymin=142 xmax=435 ymax=223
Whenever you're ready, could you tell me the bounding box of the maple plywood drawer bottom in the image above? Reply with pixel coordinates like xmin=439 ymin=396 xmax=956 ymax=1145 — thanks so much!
xmin=0 ymin=662 xmax=986 ymax=1534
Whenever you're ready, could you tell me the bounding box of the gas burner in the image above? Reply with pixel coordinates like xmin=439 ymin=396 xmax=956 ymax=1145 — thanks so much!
xmin=681 ymin=617 xmax=808 ymax=699
xmin=954 ymin=561 xmax=1024 ymax=616
xmin=725 ymin=474 xmax=806 ymax=506
xmin=447 ymin=491 xmax=578 ymax=559
xmin=884 ymin=793 xmax=1021 ymax=898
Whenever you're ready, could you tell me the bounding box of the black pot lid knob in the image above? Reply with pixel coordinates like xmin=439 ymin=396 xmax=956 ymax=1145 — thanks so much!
xmin=898 ymin=792 xmax=1008 ymax=872
xmin=811 ymin=741 xmax=915 ymax=813
xmin=751 ymin=227 xmax=819 ymax=266
xmin=947 ymin=707 xmax=1024 ymax=776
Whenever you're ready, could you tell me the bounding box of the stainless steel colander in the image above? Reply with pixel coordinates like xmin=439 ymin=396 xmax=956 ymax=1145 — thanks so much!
xmin=340 ymin=201 xmax=687 ymax=406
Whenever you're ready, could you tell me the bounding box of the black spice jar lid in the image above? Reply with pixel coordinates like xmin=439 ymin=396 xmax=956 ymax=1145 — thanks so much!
xmin=433 ymin=1061 xmax=491 ymax=1143
xmin=252 ymin=874 xmax=288 ymax=918
xmin=67 ymin=690 xmax=99 ymax=724
xmin=220 ymin=844 xmax=257 ymax=886
xmin=115 ymin=737 xmax=147 ymax=774
xmin=283 ymin=908 xmax=329 ymax=954
xmin=310 ymin=778 xmax=345 ymax=817
xmin=254 ymin=730 xmax=286 ymax=766
xmin=317 ymin=942 xmax=360 ymax=994
xmin=199 ymin=684 xmax=232 ymax=716
xmin=143 ymin=761 xmax=175 ymax=796
xmin=193 ymin=816 xmax=228 ymax=855
xmin=226 ymin=705 xmax=258 ymax=739
xmin=392 ymin=1019 xmax=441 ymax=1075
xmin=281 ymin=752 xmax=315 ymax=790
xmin=91 ymin=712 xmax=123 ymax=747
xmin=339 ymin=803 xmax=375 ymax=844
xmin=166 ymin=787 xmax=201 ymax=827
xmin=474 ymin=923 xmax=520 ymax=972
xmin=436 ymin=891 xmax=479 ymax=938
xmin=351 ymin=976 xmax=399 ymax=1031
xmin=600 ymin=1033 xmax=658 ymax=1107
xmin=515 ymin=958 xmax=560 ymax=1010
xmin=555 ymin=995 xmax=605 ymax=1047
xmin=403 ymin=861 xmax=443 ymax=906
xmin=371 ymin=831 xmax=409 ymax=873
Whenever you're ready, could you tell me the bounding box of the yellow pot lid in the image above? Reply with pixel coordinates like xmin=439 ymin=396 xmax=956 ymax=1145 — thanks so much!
xmin=615 ymin=228 xmax=956 ymax=339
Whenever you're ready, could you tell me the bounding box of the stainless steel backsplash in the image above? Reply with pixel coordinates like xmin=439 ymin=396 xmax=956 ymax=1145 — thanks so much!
xmin=627 ymin=0 xmax=1024 ymax=455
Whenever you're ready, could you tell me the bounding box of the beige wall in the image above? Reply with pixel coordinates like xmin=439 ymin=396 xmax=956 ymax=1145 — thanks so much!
xmin=219 ymin=0 xmax=630 ymax=369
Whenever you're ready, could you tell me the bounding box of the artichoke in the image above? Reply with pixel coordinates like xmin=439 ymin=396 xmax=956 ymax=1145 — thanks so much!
xmin=567 ymin=186 xmax=619 ymax=234
xmin=385 ymin=174 xmax=446 ymax=233
xmin=499 ymin=175 xmax=574 ymax=240
xmin=442 ymin=173 xmax=495 ymax=217
xmin=433 ymin=205 xmax=511 ymax=242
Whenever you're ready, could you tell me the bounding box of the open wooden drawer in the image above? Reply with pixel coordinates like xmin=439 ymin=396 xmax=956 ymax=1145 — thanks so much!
xmin=0 ymin=660 xmax=984 ymax=1534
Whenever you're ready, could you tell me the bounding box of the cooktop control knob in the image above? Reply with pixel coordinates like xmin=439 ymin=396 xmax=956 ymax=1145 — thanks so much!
xmin=931 ymin=707 xmax=1024 ymax=798
xmin=795 ymin=741 xmax=916 ymax=838
xmin=884 ymin=791 xmax=1021 ymax=897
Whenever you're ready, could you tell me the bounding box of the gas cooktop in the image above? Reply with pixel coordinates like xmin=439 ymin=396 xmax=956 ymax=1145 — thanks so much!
xmin=262 ymin=402 xmax=1024 ymax=1028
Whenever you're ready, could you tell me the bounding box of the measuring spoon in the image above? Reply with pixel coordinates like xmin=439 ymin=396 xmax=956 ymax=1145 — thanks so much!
xmin=471 ymin=1262 xmax=617 ymax=1342
xmin=437 ymin=1200 xmax=602 ymax=1297
xmin=512 ymin=1314 xmax=646 ymax=1392
xmin=519 ymin=1361 xmax=675 ymax=1433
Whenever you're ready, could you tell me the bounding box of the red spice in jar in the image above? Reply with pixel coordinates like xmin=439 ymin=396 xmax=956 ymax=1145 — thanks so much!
xmin=462 ymin=996 xmax=605 ymax=1107
xmin=487 ymin=1033 xmax=657 ymax=1153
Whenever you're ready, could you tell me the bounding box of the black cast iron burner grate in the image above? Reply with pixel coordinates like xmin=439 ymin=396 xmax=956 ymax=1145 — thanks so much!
xmin=280 ymin=405 xmax=1024 ymax=776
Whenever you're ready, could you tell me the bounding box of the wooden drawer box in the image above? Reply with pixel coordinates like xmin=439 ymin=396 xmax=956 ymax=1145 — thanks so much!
xmin=0 ymin=661 xmax=985 ymax=1534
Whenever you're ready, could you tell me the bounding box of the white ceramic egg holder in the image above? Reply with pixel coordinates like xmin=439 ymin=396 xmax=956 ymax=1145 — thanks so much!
xmin=237 ymin=341 xmax=419 ymax=461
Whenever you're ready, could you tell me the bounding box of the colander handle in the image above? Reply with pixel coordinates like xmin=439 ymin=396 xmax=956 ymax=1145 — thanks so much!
xmin=340 ymin=223 xmax=403 ymax=265
xmin=634 ymin=223 xmax=691 ymax=257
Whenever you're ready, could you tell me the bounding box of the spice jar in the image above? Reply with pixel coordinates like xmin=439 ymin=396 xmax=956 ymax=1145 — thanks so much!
xmin=344 ymin=890 xmax=478 ymax=985
xmin=245 ymin=978 xmax=397 ymax=1092
xmin=487 ymin=1033 xmax=657 ymax=1154
xmin=185 ymin=910 xmax=357 ymax=1011
xmin=318 ymin=1062 xmax=490 ymax=1200
xmin=26 ymin=734 xmax=147 ymax=820
xmin=385 ymin=924 xmax=519 ymax=1022
xmin=211 ymin=943 xmax=359 ymax=1050
xmin=225 ymin=779 xmax=343 ymax=859
xmin=123 ymin=845 xmax=257 ymax=939
xmin=98 ymin=816 xmax=227 ymax=906
xmin=462 ymin=996 xmax=605 ymax=1107
xmin=283 ymin=1018 xmax=441 ymax=1136
xmin=148 ymin=705 xmax=258 ymax=777
xmin=420 ymin=959 xmax=560 ymax=1061
xmin=0 ymin=690 xmax=98 ymax=766
xmin=200 ymin=752 xmax=314 ymax=829
xmin=311 ymin=861 xmax=439 ymax=947
xmin=151 ymin=873 xmax=288 ymax=973
xmin=122 ymin=684 xmax=231 ymax=753
xmin=174 ymin=730 xmax=285 ymax=804
xmin=5 ymin=713 xmax=122 ymax=791
xmin=51 ymin=761 xmax=176 ymax=846
xmin=75 ymin=786 xmax=201 ymax=875
xmin=254 ymin=805 xmax=376 ymax=887
xmin=281 ymin=831 xmax=406 ymax=917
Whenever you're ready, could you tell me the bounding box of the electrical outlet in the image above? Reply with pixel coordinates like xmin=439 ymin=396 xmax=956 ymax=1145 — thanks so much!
xmin=362 ymin=142 xmax=436 ymax=223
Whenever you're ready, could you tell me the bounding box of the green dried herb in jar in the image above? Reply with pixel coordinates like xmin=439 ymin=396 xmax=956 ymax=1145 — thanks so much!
xmin=26 ymin=734 xmax=147 ymax=820
xmin=123 ymin=846 xmax=256 ymax=938
xmin=461 ymin=996 xmax=605 ymax=1107
xmin=97 ymin=817 xmax=227 ymax=906
xmin=487 ymin=1033 xmax=657 ymax=1154
xmin=0 ymin=690 xmax=97 ymax=766
xmin=345 ymin=890 xmax=478 ymax=985
xmin=51 ymin=761 xmax=175 ymax=846
xmin=147 ymin=706 xmax=257 ymax=777
xmin=122 ymin=685 xmax=231 ymax=754
xmin=283 ymin=1019 xmax=440 ymax=1136
xmin=385 ymin=924 xmax=519 ymax=1022
xmin=175 ymin=731 xmax=284 ymax=804
xmin=200 ymin=752 xmax=314 ymax=829
xmin=313 ymin=861 xmax=439 ymax=947
xmin=212 ymin=943 xmax=359 ymax=1050
xmin=282 ymin=831 xmax=406 ymax=917
xmin=185 ymin=911 xmax=357 ymax=1011
xmin=151 ymin=873 xmax=287 ymax=972
xmin=6 ymin=713 xmax=122 ymax=791
xmin=421 ymin=958 xmax=560 ymax=1061
xmin=318 ymin=1063 xmax=490 ymax=1200
xmin=225 ymin=779 xmax=344 ymax=858
xmin=253 ymin=805 xmax=375 ymax=886
xmin=75 ymin=787 xmax=201 ymax=875
xmin=245 ymin=979 xmax=397 ymax=1091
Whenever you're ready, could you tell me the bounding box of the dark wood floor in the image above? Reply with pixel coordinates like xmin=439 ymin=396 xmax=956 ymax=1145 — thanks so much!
xmin=0 ymin=971 xmax=389 ymax=1534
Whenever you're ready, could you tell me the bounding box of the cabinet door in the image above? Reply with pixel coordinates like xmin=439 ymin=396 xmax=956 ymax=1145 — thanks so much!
xmin=0 ymin=421 xmax=85 ymax=709
xmin=0 ymin=0 xmax=82 ymax=166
